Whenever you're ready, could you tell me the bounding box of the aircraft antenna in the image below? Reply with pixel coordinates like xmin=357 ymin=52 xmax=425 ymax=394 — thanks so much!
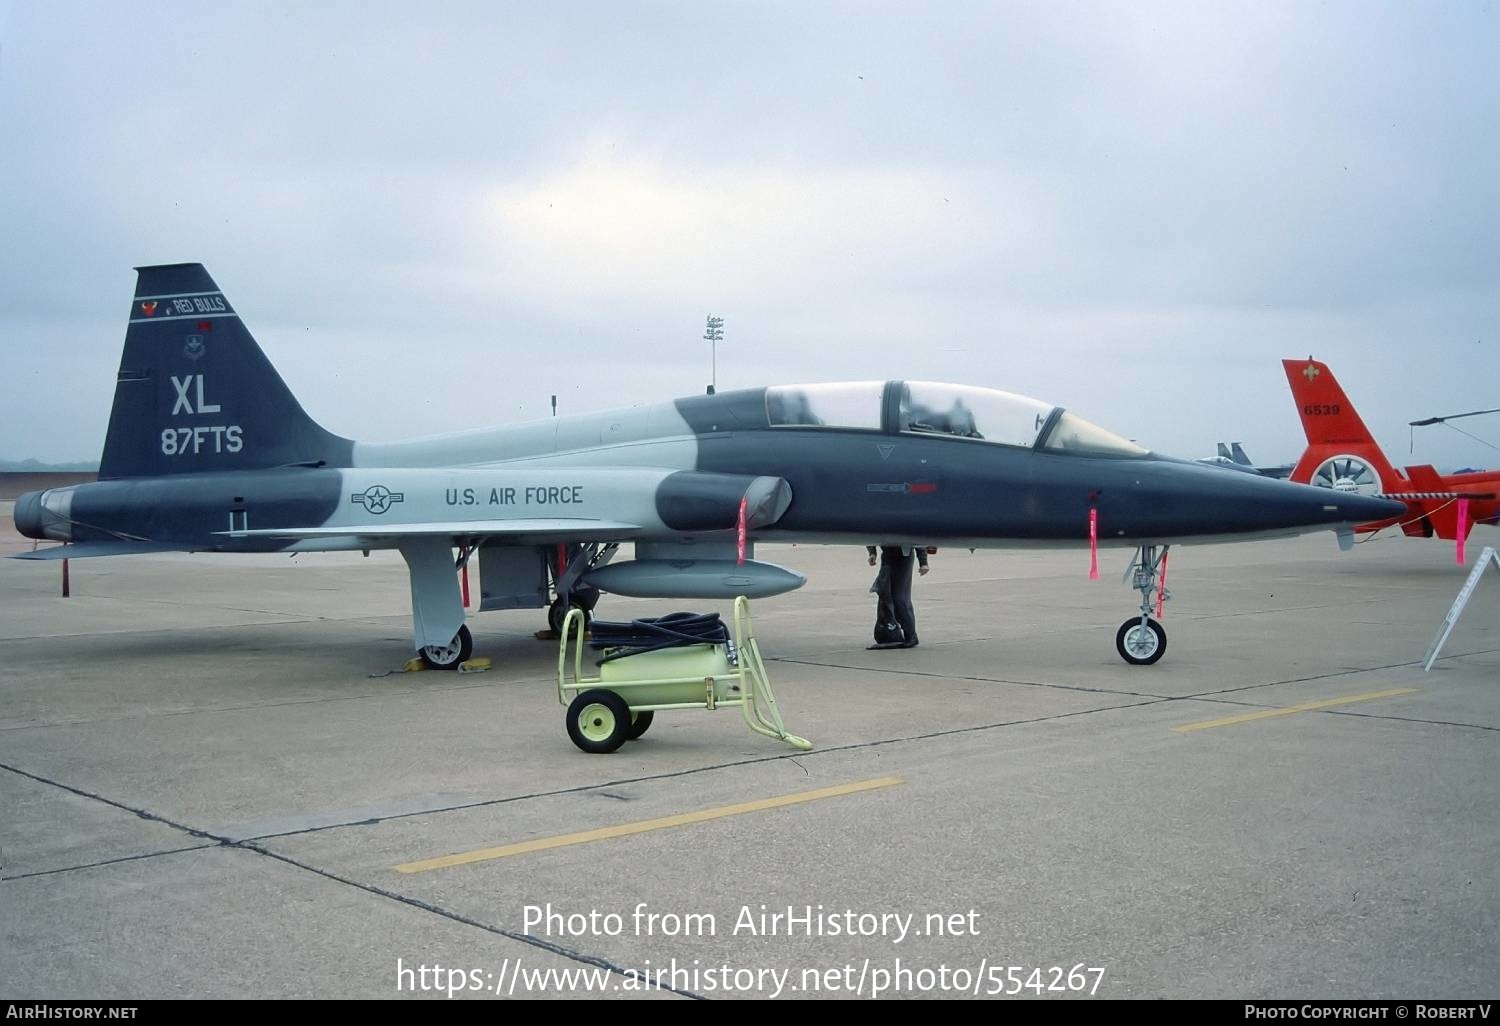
xmin=704 ymin=315 xmax=724 ymax=395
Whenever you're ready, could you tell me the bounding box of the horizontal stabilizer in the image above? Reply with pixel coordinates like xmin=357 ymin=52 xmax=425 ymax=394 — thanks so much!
xmin=11 ymin=541 xmax=184 ymax=560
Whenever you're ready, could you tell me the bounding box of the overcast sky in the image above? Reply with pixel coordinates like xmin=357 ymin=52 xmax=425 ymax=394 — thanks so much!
xmin=1 ymin=0 xmax=1496 ymax=471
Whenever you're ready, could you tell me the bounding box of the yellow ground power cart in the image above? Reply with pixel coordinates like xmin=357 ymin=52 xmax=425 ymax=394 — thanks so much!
xmin=556 ymin=597 xmax=812 ymax=754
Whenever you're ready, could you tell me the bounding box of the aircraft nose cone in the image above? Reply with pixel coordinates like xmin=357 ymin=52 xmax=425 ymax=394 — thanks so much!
xmin=1119 ymin=459 xmax=1414 ymax=539
xmin=1333 ymin=493 xmax=1409 ymax=524
xmin=13 ymin=490 xmax=44 ymax=539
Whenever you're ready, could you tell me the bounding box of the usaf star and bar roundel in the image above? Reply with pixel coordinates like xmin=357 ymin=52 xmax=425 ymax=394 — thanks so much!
xmin=351 ymin=485 xmax=405 ymax=515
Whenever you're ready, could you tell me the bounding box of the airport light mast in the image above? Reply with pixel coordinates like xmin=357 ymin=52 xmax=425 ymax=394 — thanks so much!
xmin=704 ymin=315 xmax=724 ymax=395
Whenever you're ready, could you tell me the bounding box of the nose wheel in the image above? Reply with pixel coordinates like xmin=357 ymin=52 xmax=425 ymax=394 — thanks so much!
xmin=1116 ymin=616 xmax=1166 ymax=665
xmin=1117 ymin=544 xmax=1170 ymax=666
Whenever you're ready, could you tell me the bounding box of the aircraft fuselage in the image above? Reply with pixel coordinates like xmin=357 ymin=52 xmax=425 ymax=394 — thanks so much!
xmin=19 ymin=384 xmax=1402 ymax=553
xmin=8 ymin=263 xmax=1411 ymax=670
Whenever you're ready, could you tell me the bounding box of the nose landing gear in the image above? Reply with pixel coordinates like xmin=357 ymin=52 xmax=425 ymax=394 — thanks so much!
xmin=1116 ymin=544 xmax=1170 ymax=666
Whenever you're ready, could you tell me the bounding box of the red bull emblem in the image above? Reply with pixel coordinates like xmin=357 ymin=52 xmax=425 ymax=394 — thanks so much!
xmin=140 ymin=301 xmax=158 ymax=316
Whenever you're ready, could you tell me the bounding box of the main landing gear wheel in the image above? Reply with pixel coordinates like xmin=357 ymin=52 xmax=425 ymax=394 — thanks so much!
xmin=567 ymin=689 xmax=632 ymax=754
xmin=418 ymin=624 xmax=473 ymax=670
xmin=549 ymin=596 xmax=594 ymax=635
xmin=1116 ymin=617 xmax=1166 ymax=666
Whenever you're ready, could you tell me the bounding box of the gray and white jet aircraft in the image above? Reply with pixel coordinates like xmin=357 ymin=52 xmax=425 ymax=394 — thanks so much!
xmin=13 ymin=264 xmax=1404 ymax=667
xmin=1197 ymin=442 xmax=1294 ymax=479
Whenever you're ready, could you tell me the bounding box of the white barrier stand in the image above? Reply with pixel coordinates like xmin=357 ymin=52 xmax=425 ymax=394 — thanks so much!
xmin=1423 ymin=546 xmax=1500 ymax=671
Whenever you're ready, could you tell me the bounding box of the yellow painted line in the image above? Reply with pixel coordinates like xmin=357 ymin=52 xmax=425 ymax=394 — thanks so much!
xmin=393 ymin=776 xmax=905 ymax=874
xmin=1172 ymin=688 xmax=1420 ymax=734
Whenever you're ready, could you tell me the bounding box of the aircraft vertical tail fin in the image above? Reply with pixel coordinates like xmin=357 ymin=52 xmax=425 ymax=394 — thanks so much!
xmin=1229 ymin=443 xmax=1253 ymax=467
xmin=1282 ymin=357 xmax=1403 ymax=493
xmin=98 ymin=264 xmax=353 ymax=480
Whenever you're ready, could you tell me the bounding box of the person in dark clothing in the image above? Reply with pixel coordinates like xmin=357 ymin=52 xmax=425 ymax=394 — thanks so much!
xmin=867 ymin=546 xmax=929 ymax=573
xmin=868 ymin=548 xmax=903 ymax=644
xmin=866 ymin=545 xmax=928 ymax=647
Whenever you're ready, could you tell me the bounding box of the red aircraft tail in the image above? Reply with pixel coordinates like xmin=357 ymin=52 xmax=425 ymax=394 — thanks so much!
xmin=1283 ymin=357 xmax=1487 ymax=543
xmin=1283 ymin=358 xmax=1405 ymax=498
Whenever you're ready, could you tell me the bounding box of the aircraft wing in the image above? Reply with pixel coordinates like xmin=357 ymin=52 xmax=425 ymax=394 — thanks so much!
xmin=12 ymin=521 xmax=646 ymax=559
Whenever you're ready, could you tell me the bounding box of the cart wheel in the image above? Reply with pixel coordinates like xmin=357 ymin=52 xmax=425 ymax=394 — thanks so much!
xmin=567 ymin=689 xmax=632 ymax=754
xmin=626 ymin=710 xmax=655 ymax=741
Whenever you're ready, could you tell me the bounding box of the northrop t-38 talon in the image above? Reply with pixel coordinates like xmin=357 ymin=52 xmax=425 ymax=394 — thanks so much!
xmin=14 ymin=264 xmax=1404 ymax=667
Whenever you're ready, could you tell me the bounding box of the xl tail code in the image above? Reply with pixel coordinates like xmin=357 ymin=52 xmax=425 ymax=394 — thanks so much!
xmin=99 ymin=263 xmax=351 ymax=479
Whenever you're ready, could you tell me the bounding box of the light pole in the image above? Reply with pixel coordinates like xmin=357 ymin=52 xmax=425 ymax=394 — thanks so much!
xmin=704 ymin=315 xmax=724 ymax=394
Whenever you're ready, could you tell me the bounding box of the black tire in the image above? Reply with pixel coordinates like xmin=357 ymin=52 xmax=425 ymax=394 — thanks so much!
xmin=418 ymin=624 xmax=473 ymax=670
xmin=549 ymin=597 xmax=593 ymax=635
xmin=1115 ymin=617 xmax=1166 ymax=666
xmin=567 ymin=689 xmax=632 ymax=754
xmin=626 ymin=710 xmax=655 ymax=741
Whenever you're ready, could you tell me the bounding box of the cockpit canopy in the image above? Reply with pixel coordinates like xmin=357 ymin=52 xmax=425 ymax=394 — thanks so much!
xmin=764 ymin=380 xmax=1148 ymax=457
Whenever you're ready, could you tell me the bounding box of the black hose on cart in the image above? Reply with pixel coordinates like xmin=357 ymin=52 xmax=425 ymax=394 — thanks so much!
xmin=588 ymin=611 xmax=731 ymax=663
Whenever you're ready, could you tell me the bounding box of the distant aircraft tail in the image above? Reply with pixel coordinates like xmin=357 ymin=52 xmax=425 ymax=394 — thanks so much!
xmin=1229 ymin=443 xmax=1254 ymax=468
xmin=98 ymin=264 xmax=353 ymax=479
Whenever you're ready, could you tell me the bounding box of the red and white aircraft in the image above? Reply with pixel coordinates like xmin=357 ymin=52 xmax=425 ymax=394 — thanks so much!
xmin=1284 ymin=358 xmax=1499 ymax=548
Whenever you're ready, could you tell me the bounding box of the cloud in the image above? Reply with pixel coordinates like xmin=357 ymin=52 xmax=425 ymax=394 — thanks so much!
xmin=480 ymin=148 xmax=1035 ymax=313
xmin=1 ymin=1 xmax=1497 ymax=467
